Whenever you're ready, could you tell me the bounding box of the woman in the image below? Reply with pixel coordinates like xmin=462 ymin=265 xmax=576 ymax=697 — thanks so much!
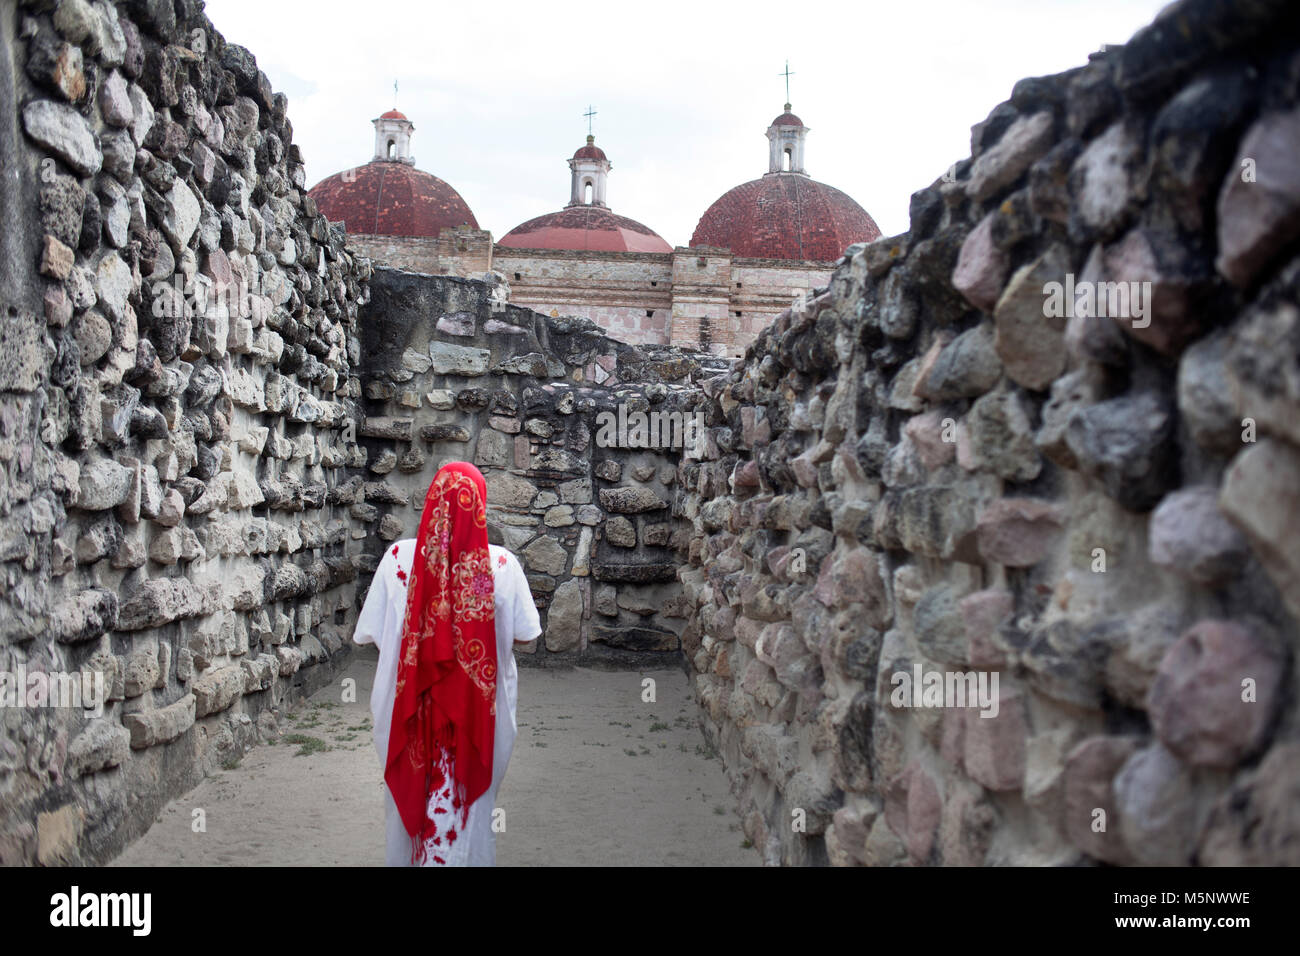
xmin=353 ymin=461 xmax=541 ymax=866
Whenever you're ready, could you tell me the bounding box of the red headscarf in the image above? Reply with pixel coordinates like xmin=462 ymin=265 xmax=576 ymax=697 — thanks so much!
xmin=386 ymin=461 xmax=497 ymax=864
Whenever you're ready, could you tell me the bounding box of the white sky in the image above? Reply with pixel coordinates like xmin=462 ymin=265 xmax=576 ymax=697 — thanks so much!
xmin=204 ymin=0 xmax=1172 ymax=245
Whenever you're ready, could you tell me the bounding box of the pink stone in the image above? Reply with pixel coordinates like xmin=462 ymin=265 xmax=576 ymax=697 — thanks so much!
xmin=789 ymin=447 xmax=819 ymax=488
xmin=1147 ymin=619 xmax=1284 ymax=768
xmin=812 ymin=546 xmax=884 ymax=622
xmin=952 ymin=212 xmax=1009 ymax=312
xmin=1063 ymin=735 xmax=1140 ymax=864
xmin=732 ymin=459 xmax=760 ymax=492
xmin=1102 ymin=228 xmax=1202 ymax=355
xmin=961 ymin=588 xmax=1014 ymax=669
xmin=734 ymin=616 xmax=763 ymax=649
xmin=905 ymin=410 xmax=955 ymax=470
xmin=975 ymin=497 xmax=1065 ymax=567
xmin=740 ymin=406 xmax=771 ymax=449
xmin=885 ymin=762 xmax=942 ymax=864
xmin=964 ymin=687 xmax=1026 ymax=791
xmin=1216 ymin=106 xmax=1300 ymax=288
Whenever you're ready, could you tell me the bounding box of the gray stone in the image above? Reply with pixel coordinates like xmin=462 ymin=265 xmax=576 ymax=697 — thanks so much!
xmin=545 ymin=579 xmax=583 ymax=652
xmin=966 ymin=386 xmax=1041 ymax=482
xmin=122 ymin=694 xmax=195 ymax=749
xmin=917 ymin=324 xmax=1001 ymax=401
xmin=968 ymin=111 xmax=1055 ymax=202
xmin=66 ymin=720 xmax=130 ymax=777
xmin=599 ymin=485 xmax=668 ymax=513
xmin=1148 ymin=486 xmax=1248 ymax=585
xmin=159 ymin=180 xmax=201 ymax=250
xmin=117 ymin=578 xmax=207 ymax=630
xmin=22 ymin=100 xmax=102 ymax=175
xmin=76 ymin=458 xmax=133 ymax=510
xmin=522 ymin=535 xmax=568 ymax=576
xmin=606 ymin=516 xmax=636 ymax=547
xmin=1113 ymin=743 xmax=1199 ymax=866
xmin=1066 ymin=391 xmax=1176 ymax=512
xmin=1220 ymin=439 xmax=1300 ymax=624
xmin=428 ymin=341 xmax=490 ymax=376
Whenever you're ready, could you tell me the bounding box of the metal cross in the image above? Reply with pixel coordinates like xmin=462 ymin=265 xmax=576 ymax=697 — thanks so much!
xmin=584 ymin=105 xmax=597 ymax=136
xmin=779 ymin=61 xmax=794 ymax=103
xmin=393 ymin=80 xmax=398 ymax=108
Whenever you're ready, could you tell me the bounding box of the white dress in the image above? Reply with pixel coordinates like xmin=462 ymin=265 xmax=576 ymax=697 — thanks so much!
xmin=352 ymin=540 xmax=541 ymax=866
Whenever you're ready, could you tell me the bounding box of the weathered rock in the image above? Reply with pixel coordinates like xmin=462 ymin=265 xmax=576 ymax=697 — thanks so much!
xmin=1148 ymin=486 xmax=1248 ymax=584
xmin=1147 ymin=619 xmax=1284 ymax=769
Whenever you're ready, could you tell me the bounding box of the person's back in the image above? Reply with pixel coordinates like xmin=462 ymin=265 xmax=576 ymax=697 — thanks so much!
xmin=352 ymin=463 xmax=540 ymax=866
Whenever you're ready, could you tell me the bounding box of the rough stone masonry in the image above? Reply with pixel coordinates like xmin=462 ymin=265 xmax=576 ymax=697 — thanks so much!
xmin=3 ymin=0 xmax=1300 ymax=869
xmin=0 ymin=0 xmax=717 ymax=865
xmin=676 ymin=0 xmax=1300 ymax=865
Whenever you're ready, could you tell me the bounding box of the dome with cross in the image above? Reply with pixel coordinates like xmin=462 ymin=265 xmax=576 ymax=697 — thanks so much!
xmin=690 ymin=104 xmax=880 ymax=261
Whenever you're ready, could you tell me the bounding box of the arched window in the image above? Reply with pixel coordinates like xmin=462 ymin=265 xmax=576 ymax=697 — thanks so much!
xmin=387 ymin=140 xmax=396 ymax=160
xmin=783 ymin=148 xmax=792 ymax=171
xmin=584 ymin=181 xmax=593 ymax=204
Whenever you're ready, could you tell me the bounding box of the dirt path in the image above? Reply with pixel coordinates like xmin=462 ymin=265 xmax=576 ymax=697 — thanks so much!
xmin=111 ymin=648 xmax=758 ymax=867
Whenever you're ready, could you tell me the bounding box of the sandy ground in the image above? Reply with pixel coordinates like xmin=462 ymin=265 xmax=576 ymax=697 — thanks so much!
xmin=111 ymin=647 xmax=758 ymax=867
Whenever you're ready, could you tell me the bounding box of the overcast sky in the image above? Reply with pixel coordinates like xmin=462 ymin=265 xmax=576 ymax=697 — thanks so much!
xmin=204 ymin=0 xmax=1172 ymax=246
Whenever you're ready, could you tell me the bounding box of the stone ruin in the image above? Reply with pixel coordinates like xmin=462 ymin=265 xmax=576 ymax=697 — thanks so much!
xmin=676 ymin=0 xmax=1300 ymax=865
xmin=1 ymin=0 xmax=1299 ymax=866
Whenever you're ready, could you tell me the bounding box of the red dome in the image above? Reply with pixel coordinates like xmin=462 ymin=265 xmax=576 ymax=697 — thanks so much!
xmin=379 ymin=109 xmax=409 ymax=120
xmin=308 ymin=161 xmax=478 ymax=237
xmin=573 ymin=143 xmax=608 ymax=161
xmin=498 ymin=206 xmax=671 ymax=253
xmin=770 ymin=111 xmax=803 ymax=127
xmin=690 ymin=174 xmax=880 ymax=261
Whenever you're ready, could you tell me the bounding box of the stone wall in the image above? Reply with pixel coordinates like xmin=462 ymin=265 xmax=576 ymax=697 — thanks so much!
xmin=677 ymin=0 xmax=1300 ymax=866
xmin=0 ymin=0 xmax=371 ymax=864
xmin=354 ymin=266 xmax=728 ymax=665
xmin=345 ymin=226 xmax=493 ymax=279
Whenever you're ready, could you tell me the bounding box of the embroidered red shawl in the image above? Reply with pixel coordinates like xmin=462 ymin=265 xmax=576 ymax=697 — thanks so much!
xmin=387 ymin=462 xmax=498 ymax=864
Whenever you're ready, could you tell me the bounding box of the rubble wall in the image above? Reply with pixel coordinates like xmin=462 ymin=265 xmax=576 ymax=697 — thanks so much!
xmin=355 ymin=266 xmax=727 ymax=666
xmin=677 ymin=0 xmax=1300 ymax=866
xmin=0 ymin=0 xmax=371 ymax=864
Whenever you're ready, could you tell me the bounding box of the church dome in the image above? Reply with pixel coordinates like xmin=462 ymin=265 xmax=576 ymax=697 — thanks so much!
xmin=497 ymin=133 xmax=671 ymax=253
xmin=691 ymin=175 xmax=879 ymax=260
xmin=498 ymin=206 xmax=671 ymax=253
xmin=690 ymin=104 xmax=880 ymax=261
xmin=310 ymin=162 xmax=478 ymax=237
xmin=308 ymin=107 xmax=479 ymax=238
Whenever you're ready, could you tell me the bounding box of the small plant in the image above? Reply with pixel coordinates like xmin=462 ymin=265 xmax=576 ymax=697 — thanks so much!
xmin=283 ymin=733 xmax=330 ymax=757
xmin=649 ymin=721 xmax=670 ymax=732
